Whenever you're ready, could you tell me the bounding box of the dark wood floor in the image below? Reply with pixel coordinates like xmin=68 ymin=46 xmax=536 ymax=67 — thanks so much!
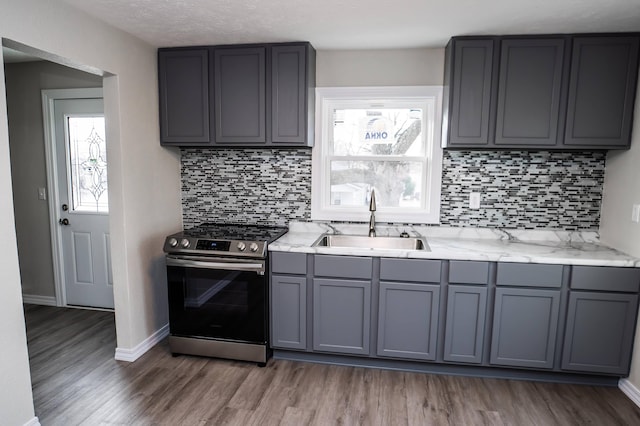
xmin=24 ymin=304 xmax=640 ymax=425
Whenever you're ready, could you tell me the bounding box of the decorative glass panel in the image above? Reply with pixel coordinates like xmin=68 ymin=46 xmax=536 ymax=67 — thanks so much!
xmin=67 ymin=116 xmax=108 ymax=213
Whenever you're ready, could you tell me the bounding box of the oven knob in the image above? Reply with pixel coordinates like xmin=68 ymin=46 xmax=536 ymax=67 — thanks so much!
xmin=168 ymin=238 xmax=178 ymax=247
xmin=237 ymin=242 xmax=246 ymax=251
xmin=180 ymin=238 xmax=190 ymax=248
xmin=249 ymin=242 xmax=259 ymax=252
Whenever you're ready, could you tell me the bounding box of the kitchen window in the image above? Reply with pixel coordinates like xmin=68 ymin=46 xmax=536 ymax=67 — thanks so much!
xmin=312 ymin=86 xmax=443 ymax=224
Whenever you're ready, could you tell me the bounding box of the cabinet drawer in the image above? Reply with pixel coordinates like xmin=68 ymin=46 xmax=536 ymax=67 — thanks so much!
xmin=271 ymin=252 xmax=306 ymax=275
xmin=314 ymin=255 xmax=373 ymax=280
xmin=497 ymin=263 xmax=563 ymax=288
xmin=449 ymin=261 xmax=490 ymax=285
xmin=570 ymin=266 xmax=640 ymax=293
xmin=380 ymin=258 xmax=441 ymax=283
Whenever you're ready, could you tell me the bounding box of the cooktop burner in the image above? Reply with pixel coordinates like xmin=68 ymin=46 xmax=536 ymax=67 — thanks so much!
xmin=181 ymin=223 xmax=288 ymax=242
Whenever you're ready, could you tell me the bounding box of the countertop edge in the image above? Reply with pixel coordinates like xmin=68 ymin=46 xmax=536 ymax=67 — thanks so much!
xmin=268 ymin=232 xmax=640 ymax=268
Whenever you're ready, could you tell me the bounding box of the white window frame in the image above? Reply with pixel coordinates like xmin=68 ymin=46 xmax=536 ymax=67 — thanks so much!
xmin=311 ymin=86 xmax=443 ymax=224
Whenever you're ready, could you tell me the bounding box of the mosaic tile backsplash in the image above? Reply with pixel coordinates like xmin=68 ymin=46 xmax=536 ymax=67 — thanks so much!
xmin=181 ymin=149 xmax=605 ymax=230
xmin=440 ymin=151 xmax=605 ymax=230
xmin=181 ymin=149 xmax=312 ymax=227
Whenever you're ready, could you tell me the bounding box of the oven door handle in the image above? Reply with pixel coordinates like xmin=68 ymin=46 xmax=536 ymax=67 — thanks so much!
xmin=166 ymin=256 xmax=265 ymax=274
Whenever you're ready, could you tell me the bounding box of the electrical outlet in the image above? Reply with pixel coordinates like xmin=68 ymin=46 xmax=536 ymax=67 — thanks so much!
xmin=632 ymin=204 xmax=640 ymax=223
xmin=38 ymin=187 xmax=46 ymax=201
xmin=469 ymin=192 xmax=481 ymax=209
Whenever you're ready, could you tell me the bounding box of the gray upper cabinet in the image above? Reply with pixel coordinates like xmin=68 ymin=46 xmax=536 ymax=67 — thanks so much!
xmin=158 ymin=48 xmax=211 ymax=146
xmin=563 ymin=36 xmax=640 ymax=149
xmin=495 ymin=38 xmax=566 ymax=147
xmin=158 ymin=42 xmax=315 ymax=148
xmin=442 ymin=33 xmax=640 ymax=150
xmin=443 ymin=39 xmax=496 ymax=147
xmin=271 ymin=44 xmax=315 ymax=146
xmin=214 ymin=47 xmax=267 ymax=145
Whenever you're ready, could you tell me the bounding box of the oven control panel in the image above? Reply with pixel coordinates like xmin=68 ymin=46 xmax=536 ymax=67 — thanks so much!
xmin=196 ymin=240 xmax=231 ymax=251
xmin=163 ymin=236 xmax=266 ymax=257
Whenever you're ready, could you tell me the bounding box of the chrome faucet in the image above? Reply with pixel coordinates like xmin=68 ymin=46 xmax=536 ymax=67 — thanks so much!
xmin=368 ymin=189 xmax=377 ymax=237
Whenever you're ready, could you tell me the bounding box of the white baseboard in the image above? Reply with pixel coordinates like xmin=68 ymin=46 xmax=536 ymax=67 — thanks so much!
xmin=22 ymin=294 xmax=57 ymax=306
xmin=23 ymin=416 xmax=41 ymax=426
xmin=619 ymin=378 xmax=640 ymax=408
xmin=114 ymin=323 xmax=169 ymax=362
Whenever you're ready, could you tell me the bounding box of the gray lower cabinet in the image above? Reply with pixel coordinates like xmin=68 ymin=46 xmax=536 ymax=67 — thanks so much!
xmin=490 ymin=287 xmax=560 ymax=369
xmin=270 ymin=252 xmax=640 ymax=379
xmin=271 ymin=274 xmax=307 ymax=350
xmin=313 ymin=278 xmax=371 ymax=355
xmin=444 ymin=285 xmax=487 ymax=364
xmin=562 ymin=292 xmax=639 ymax=375
xmin=377 ymin=282 xmax=440 ymax=361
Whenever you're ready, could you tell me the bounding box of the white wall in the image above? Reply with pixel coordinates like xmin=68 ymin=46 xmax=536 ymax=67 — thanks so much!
xmin=0 ymin=0 xmax=182 ymax=423
xmin=0 ymin=51 xmax=38 ymax=426
xmin=5 ymin=61 xmax=103 ymax=300
xmin=600 ymin=77 xmax=640 ymax=392
xmin=316 ymin=48 xmax=444 ymax=87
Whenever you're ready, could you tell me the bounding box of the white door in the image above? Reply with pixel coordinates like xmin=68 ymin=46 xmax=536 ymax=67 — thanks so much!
xmin=53 ymin=97 xmax=114 ymax=309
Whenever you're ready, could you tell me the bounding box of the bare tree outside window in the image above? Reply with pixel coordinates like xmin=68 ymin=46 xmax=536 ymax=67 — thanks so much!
xmin=330 ymin=108 xmax=425 ymax=208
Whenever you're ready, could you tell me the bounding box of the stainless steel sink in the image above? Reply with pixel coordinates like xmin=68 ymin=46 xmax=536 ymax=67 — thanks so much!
xmin=312 ymin=234 xmax=430 ymax=251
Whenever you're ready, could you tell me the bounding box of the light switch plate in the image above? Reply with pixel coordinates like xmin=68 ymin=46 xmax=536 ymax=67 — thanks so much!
xmin=38 ymin=187 xmax=46 ymax=201
xmin=469 ymin=192 xmax=481 ymax=209
xmin=632 ymin=204 xmax=640 ymax=223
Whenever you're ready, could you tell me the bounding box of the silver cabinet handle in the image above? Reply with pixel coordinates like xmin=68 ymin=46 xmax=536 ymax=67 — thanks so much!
xmin=165 ymin=256 xmax=265 ymax=274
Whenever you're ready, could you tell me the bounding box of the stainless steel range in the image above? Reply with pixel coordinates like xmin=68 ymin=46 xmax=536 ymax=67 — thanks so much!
xmin=163 ymin=223 xmax=287 ymax=366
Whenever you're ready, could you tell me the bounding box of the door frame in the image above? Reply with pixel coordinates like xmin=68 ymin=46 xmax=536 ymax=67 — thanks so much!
xmin=41 ymin=87 xmax=104 ymax=307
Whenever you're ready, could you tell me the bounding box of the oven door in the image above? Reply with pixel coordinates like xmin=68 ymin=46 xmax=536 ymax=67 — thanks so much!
xmin=166 ymin=255 xmax=267 ymax=344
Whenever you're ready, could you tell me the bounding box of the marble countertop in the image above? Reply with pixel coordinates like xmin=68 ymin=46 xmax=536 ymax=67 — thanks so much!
xmin=269 ymin=222 xmax=640 ymax=267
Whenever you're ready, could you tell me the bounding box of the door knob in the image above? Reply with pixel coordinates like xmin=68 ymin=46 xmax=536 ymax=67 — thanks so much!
xmin=62 ymin=204 xmax=69 ymax=211
xmin=59 ymin=218 xmax=70 ymax=226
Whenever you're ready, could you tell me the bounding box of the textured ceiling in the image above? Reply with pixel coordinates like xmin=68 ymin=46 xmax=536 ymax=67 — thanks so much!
xmin=61 ymin=0 xmax=640 ymax=49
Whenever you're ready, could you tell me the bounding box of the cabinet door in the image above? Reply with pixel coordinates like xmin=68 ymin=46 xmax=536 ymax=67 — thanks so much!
xmin=271 ymin=44 xmax=308 ymax=145
xmin=562 ymin=292 xmax=639 ymax=375
xmin=564 ymin=36 xmax=640 ymax=149
xmin=447 ymin=39 xmax=495 ymax=147
xmin=495 ymin=38 xmax=566 ymax=147
xmin=444 ymin=285 xmax=487 ymax=364
xmin=158 ymin=49 xmax=211 ymax=145
xmin=271 ymin=275 xmax=307 ymax=350
xmin=213 ymin=47 xmax=266 ymax=144
xmin=377 ymin=282 xmax=440 ymax=361
xmin=490 ymin=288 xmax=560 ymax=369
xmin=313 ymin=278 xmax=371 ymax=355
